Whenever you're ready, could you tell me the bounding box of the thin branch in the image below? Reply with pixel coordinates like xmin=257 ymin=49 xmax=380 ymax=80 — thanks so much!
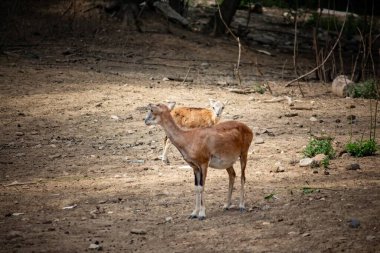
xmin=215 ymin=0 xmax=242 ymax=85
xmin=285 ymin=0 xmax=350 ymax=87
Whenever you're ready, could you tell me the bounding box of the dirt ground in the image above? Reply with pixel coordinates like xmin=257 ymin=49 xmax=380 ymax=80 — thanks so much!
xmin=1 ymin=2 xmax=380 ymax=252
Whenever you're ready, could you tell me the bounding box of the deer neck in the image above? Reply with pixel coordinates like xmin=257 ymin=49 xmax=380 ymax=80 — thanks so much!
xmin=159 ymin=111 xmax=188 ymax=148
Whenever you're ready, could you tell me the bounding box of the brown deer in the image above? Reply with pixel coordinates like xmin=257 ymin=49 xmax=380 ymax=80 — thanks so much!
xmin=145 ymin=103 xmax=253 ymax=220
xmin=161 ymin=99 xmax=226 ymax=164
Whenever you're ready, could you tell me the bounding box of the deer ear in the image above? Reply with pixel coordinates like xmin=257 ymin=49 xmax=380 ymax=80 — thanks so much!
xmin=167 ymin=101 xmax=176 ymax=110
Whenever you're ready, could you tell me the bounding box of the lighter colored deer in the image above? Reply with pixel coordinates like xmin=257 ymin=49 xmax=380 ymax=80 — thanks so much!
xmin=145 ymin=103 xmax=253 ymax=220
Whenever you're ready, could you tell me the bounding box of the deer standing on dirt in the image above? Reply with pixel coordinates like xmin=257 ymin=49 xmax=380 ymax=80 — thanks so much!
xmin=161 ymin=99 xmax=226 ymax=164
xmin=145 ymin=103 xmax=253 ymax=220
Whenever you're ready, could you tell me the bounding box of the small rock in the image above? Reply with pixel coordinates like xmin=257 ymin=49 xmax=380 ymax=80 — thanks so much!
xmin=254 ymin=137 xmax=265 ymax=144
xmin=128 ymin=159 xmax=145 ymax=164
xmin=30 ymin=131 xmax=38 ymax=135
xmin=313 ymin=154 xmax=327 ymax=166
xmin=217 ymin=80 xmax=228 ymax=86
xmin=299 ymin=158 xmax=313 ymax=167
xmin=309 ymin=117 xmax=318 ymax=122
xmin=165 ymin=217 xmax=173 ymax=223
xmin=15 ymin=132 xmax=24 ymax=136
xmin=162 ymin=77 xmax=170 ymax=81
xmin=274 ymin=162 xmax=285 ymax=173
xmin=131 ymin=229 xmax=147 ymax=235
xmin=324 ymin=170 xmax=330 ymax=175
xmin=302 ymin=232 xmax=311 ymax=237
xmin=366 ymin=235 xmax=376 ymax=241
xmin=111 ymin=115 xmax=119 ymax=121
xmin=89 ymin=243 xmax=102 ymax=250
xmin=345 ymin=163 xmax=361 ymax=170
xmin=348 ymin=219 xmax=360 ymax=228
xmin=201 ymin=62 xmax=210 ymax=68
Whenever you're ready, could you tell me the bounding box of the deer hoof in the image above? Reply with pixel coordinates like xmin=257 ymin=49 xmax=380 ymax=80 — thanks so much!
xmin=198 ymin=216 xmax=206 ymax=221
xmin=188 ymin=214 xmax=198 ymax=219
xmin=239 ymin=207 xmax=246 ymax=213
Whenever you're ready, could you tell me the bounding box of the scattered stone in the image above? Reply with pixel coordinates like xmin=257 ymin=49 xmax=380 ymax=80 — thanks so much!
xmin=89 ymin=243 xmax=102 ymax=250
xmin=254 ymin=137 xmax=265 ymax=144
xmin=331 ymin=75 xmax=355 ymax=97
xmin=335 ymin=119 xmax=341 ymax=123
xmin=15 ymin=132 xmax=24 ymax=136
xmin=309 ymin=117 xmax=318 ymax=122
xmin=324 ymin=170 xmax=330 ymax=175
xmin=366 ymin=235 xmax=376 ymax=241
xmin=162 ymin=77 xmax=170 ymax=81
xmin=127 ymin=159 xmax=145 ymax=164
xmin=345 ymin=163 xmax=361 ymax=170
xmin=313 ymin=170 xmax=318 ymax=174
xmin=346 ymin=104 xmax=355 ymax=109
xmin=313 ymin=154 xmax=327 ymax=166
xmin=217 ymin=80 xmax=228 ymax=86
xmin=348 ymin=219 xmax=360 ymax=228
xmin=30 ymin=131 xmax=38 ymax=135
xmin=111 ymin=115 xmax=119 ymax=121
xmin=165 ymin=217 xmax=173 ymax=223
xmin=201 ymin=62 xmax=210 ymax=68
xmin=274 ymin=161 xmax=285 ymax=173
xmin=299 ymin=158 xmax=313 ymax=167
xmin=302 ymin=232 xmax=311 ymax=237
xmin=131 ymin=229 xmax=147 ymax=235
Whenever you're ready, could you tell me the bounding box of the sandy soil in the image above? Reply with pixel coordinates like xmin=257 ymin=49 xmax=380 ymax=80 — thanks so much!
xmin=0 ymin=2 xmax=379 ymax=252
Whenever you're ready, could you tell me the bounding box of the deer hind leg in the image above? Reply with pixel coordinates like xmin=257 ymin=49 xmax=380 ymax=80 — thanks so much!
xmin=223 ymin=166 xmax=236 ymax=210
xmin=239 ymin=152 xmax=248 ymax=212
xmin=161 ymin=136 xmax=171 ymax=164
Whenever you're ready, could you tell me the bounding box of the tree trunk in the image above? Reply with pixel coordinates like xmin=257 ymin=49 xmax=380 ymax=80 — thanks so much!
xmin=212 ymin=0 xmax=241 ymax=36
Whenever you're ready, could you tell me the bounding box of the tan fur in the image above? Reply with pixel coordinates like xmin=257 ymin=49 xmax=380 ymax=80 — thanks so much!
xmin=170 ymin=107 xmax=219 ymax=129
xmin=145 ymin=103 xmax=253 ymax=220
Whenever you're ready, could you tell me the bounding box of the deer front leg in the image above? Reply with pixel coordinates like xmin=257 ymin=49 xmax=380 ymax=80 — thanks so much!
xmin=161 ymin=136 xmax=170 ymax=164
xmin=189 ymin=168 xmax=207 ymax=220
xmin=223 ymin=166 xmax=236 ymax=210
xmin=189 ymin=170 xmax=201 ymax=219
